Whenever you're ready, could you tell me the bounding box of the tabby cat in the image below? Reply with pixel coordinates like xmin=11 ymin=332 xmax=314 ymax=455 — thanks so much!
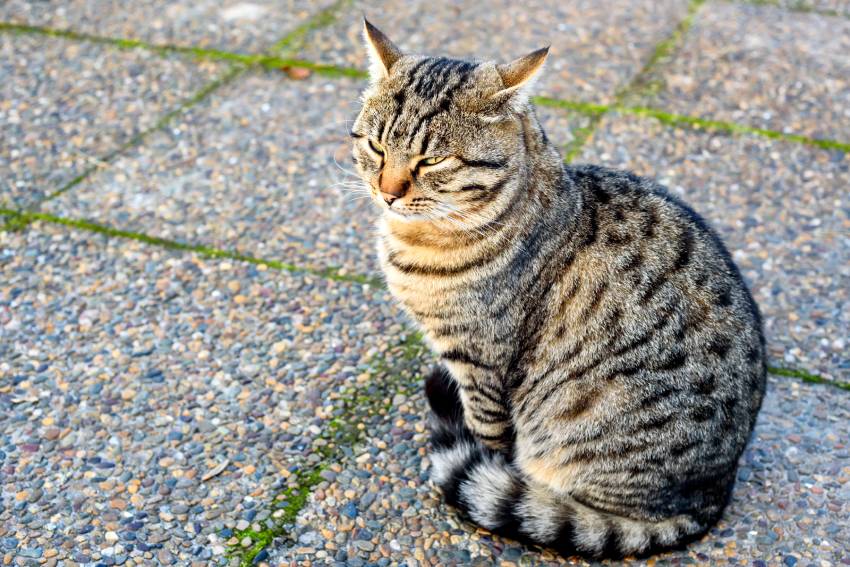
xmin=350 ymin=20 xmax=766 ymax=559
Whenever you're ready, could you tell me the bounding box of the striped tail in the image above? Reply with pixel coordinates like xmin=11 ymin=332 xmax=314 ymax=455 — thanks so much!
xmin=424 ymin=367 xmax=711 ymax=559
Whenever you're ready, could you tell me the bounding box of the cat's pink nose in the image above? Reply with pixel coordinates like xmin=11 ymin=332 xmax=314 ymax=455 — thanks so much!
xmin=380 ymin=170 xmax=410 ymax=200
xmin=380 ymin=180 xmax=409 ymax=200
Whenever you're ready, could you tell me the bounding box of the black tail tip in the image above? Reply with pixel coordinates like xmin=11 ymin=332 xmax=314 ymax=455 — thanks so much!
xmin=425 ymin=365 xmax=463 ymax=423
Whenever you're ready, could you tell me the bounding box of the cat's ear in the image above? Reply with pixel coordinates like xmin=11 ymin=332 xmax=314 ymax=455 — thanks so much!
xmin=363 ymin=18 xmax=403 ymax=82
xmin=491 ymin=47 xmax=549 ymax=110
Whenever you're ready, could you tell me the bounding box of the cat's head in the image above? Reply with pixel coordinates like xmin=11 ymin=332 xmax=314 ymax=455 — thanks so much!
xmin=351 ymin=19 xmax=553 ymax=225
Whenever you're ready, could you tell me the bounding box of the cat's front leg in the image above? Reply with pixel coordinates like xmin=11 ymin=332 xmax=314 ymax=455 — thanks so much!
xmin=452 ymin=368 xmax=514 ymax=453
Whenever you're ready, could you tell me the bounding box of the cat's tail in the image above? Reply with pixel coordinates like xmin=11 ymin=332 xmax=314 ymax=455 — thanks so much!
xmin=424 ymin=367 xmax=710 ymax=559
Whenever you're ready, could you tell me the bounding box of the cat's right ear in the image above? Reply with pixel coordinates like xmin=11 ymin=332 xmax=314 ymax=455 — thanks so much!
xmin=363 ymin=18 xmax=403 ymax=83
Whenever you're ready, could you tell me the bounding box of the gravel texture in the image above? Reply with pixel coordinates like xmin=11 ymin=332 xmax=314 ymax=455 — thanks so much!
xmin=292 ymin=0 xmax=691 ymax=103
xmin=270 ymin=376 xmax=850 ymax=566
xmin=0 ymin=33 xmax=224 ymax=209
xmin=637 ymin=2 xmax=850 ymax=142
xmin=0 ymin=0 xmax=331 ymax=53
xmin=578 ymin=114 xmax=849 ymax=381
xmin=47 ymin=71 xmax=590 ymax=277
xmin=0 ymin=223 xmax=409 ymax=566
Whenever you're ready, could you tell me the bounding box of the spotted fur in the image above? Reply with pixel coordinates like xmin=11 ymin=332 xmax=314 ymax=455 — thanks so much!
xmin=351 ymin=21 xmax=766 ymax=559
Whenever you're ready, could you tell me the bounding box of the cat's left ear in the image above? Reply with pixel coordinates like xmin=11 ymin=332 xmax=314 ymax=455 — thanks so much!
xmin=363 ymin=18 xmax=403 ymax=83
xmin=491 ymin=47 xmax=549 ymax=110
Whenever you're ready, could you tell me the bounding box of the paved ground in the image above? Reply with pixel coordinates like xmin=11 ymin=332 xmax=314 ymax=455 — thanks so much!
xmin=1 ymin=1 xmax=848 ymax=566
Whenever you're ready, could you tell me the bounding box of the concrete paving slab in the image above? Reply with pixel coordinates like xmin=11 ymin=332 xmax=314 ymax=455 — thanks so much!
xmin=638 ymin=2 xmax=850 ymax=142
xmin=0 ymin=33 xmax=224 ymax=209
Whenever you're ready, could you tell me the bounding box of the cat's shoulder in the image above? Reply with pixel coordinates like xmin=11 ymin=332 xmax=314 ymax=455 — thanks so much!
xmin=565 ymin=163 xmax=714 ymax=233
xmin=566 ymin=163 xmax=666 ymax=201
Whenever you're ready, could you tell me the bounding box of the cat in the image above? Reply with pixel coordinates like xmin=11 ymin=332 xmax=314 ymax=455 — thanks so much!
xmin=350 ymin=19 xmax=766 ymax=559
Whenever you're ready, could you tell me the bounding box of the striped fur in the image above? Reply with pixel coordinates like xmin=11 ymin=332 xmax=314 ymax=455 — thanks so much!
xmin=352 ymin=24 xmax=766 ymax=559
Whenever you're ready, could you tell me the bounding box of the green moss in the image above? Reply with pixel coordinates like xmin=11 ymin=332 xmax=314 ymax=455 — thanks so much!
xmin=258 ymin=57 xmax=367 ymax=78
xmin=0 ymin=209 xmax=386 ymax=287
xmin=0 ymin=213 xmax=32 ymax=232
xmin=617 ymin=105 xmax=850 ymax=153
xmin=0 ymin=22 xmax=260 ymax=63
xmin=769 ymin=366 xmax=850 ymax=392
xmin=619 ymin=0 xmax=706 ymax=103
xmin=533 ymin=95 xmax=850 ymax=154
xmin=228 ymin=467 xmax=326 ymax=566
xmin=224 ymin=332 xmax=427 ymax=563
xmin=268 ymin=0 xmax=352 ymax=55
xmin=531 ymin=97 xmax=609 ymax=115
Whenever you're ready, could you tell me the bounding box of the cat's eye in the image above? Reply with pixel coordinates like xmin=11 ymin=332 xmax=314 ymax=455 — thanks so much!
xmin=419 ymin=156 xmax=446 ymax=167
xmin=368 ymin=139 xmax=385 ymax=156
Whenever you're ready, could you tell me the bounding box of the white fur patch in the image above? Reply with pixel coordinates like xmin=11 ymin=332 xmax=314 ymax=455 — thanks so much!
xmin=429 ymin=442 xmax=476 ymax=487
xmin=460 ymin=457 xmax=517 ymax=529
xmin=517 ymin=483 xmax=564 ymax=543
xmin=570 ymin=502 xmax=610 ymax=554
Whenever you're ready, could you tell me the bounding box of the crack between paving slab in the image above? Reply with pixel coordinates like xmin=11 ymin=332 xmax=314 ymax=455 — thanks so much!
xmin=729 ymin=0 xmax=849 ymax=19
xmin=266 ymin=0 xmax=352 ymax=56
xmin=0 ymin=209 xmax=383 ymax=288
xmin=223 ymin=332 xmax=428 ymax=566
xmin=532 ymin=97 xmax=850 ymax=153
xmin=767 ymin=365 xmax=850 ymax=392
xmin=0 ymin=22 xmax=367 ymax=79
xmin=558 ymin=0 xmax=707 ymax=164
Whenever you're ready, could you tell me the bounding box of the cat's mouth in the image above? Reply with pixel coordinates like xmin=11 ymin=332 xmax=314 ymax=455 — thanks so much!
xmin=384 ymin=207 xmax=431 ymax=222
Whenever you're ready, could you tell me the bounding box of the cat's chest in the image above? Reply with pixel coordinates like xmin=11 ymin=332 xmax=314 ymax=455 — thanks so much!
xmin=388 ymin=275 xmax=512 ymax=354
xmin=376 ymin=226 xmax=519 ymax=354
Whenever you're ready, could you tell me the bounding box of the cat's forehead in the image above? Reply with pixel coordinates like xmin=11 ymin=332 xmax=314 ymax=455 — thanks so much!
xmin=392 ymin=57 xmax=477 ymax=96
xmin=370 ymin=55 xmax=499 ymax=104
xmin=356 ymin=55 xmax=506 ymax=150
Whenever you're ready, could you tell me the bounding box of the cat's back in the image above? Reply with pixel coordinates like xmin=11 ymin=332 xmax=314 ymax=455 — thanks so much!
xmin=563 ymin=163 xmax=763 ymax=331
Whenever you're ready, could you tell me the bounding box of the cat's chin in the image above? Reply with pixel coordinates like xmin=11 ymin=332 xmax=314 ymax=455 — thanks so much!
xmin=384 ymin=209 xmax=431 ymax=222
